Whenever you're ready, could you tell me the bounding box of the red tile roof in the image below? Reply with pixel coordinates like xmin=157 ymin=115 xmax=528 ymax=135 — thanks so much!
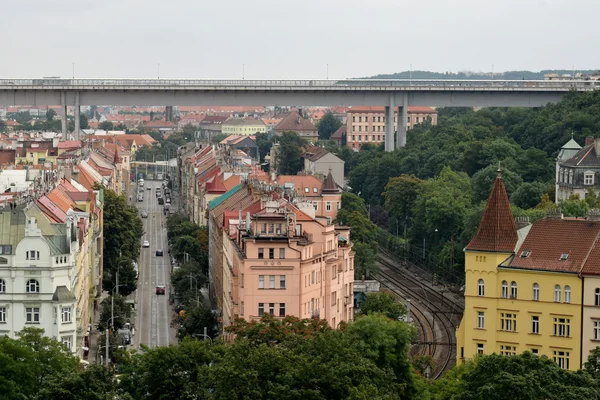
xmin=275 ymin=110 xmax=317 ymax=133
xmin=58 ymin=140 xmax=82 ymax=149
xmin=276 ymin=175 xmax=323 ymax=197
xmin=466 ymin=175 xmax=518 ymax=253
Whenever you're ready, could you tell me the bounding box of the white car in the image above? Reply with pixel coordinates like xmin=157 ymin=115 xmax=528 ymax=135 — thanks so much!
xmin=142 ymin=240 xmax=150 ymax=248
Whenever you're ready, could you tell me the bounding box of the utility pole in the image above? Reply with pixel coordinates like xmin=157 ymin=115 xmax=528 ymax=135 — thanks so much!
xmin=105 ymin=328 xmax=109 ymax=367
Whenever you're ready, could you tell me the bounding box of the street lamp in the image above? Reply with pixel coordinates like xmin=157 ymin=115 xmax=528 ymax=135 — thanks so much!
xmin=192 ymin=327 xmax=213 ymax=344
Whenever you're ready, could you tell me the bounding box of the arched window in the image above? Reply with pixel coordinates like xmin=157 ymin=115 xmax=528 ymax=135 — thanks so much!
xmin=0 ymin=279 xmax=5 ymax=293
xmin=26 ymin=279 xmax=39 ymax=293
xmin=511 ymin=282 xmax=518 ymax=299
xmin=596 ymin=288 xmax=600 ymax=306
xmin=533 ymin=283 xmax=540 ymax=301
xmin=501 ymin=281 xmax=508 ymax=298
xmin=564 ymin=285 xmax=571 ymax=303
xmin=478 ymin=279 xmax=485 ymax=296
xmin=554 ymin=285 xmax=561 ymax=302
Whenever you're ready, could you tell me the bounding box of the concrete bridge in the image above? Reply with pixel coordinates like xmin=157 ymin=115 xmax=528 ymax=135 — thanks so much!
xmin=1 ymin=78 xmax=597 ymax=150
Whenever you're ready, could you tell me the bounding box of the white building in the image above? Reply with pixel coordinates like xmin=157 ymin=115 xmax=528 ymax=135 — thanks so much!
xmin=0 ymin=204 xmax=81 ymax=354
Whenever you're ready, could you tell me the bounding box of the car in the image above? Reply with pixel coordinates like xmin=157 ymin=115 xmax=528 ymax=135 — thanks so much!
xmin=137 ymin=196 xmax=144 ymax=202
xmin=146 ymin=186 xmax=151 ymax=191
xmin=165 ymin=197 xmax=171 ymax=204
xmin=158 ymin=197 xmax=164 ymax=205
xmin=139 ymin=181 xmax=144 ymax=187
xmin=156 ymin=192 xmax=160 ymax=197
xmin=156 ymin=249 xmax=163 ymax=256
xmin=141 ymin=211 xmax=148 ymax=218
xmin=142 ymin=240 xmax=150 ymax=248
xmin=155 ymin=285 xmax=166 ymax=295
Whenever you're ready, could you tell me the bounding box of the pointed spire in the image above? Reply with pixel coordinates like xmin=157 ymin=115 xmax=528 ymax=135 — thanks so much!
xmin=113 ymin=146 xmax=120 ymax=164
xmin=466 ymin=175 xmax=518 ymax=253
xmin=322 ymin=170 xmax=340 ymax=194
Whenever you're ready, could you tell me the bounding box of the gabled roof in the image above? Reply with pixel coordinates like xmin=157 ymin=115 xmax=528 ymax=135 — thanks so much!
xmin=37 ymin=196 xmax=67 ymax=223
xmin=347 ymin=106 xmax=436 ymax=114
xmin=561 ymin=143 xmax=600 ymax=167
xmin=206 ymin=173 xmax=227 ymax=195
xmin=330 ymin=124 xmax=346 ymax=140
xmin=322 ymin=171 xmax=340 ymax=194
xmin=466 ymin=173 xmax=518 ymax=253
xmin=58 ymin=140 xmax=82 ymax=149
xmin=222 ymin=119 xmax=266 ymax=127
xmin=276 ymin=175 xmax=322 ymax=197
xmin=274 ymin=110 xmax=317 ymax=133
xmin=302 ymin=144 xmax=330 ymax=162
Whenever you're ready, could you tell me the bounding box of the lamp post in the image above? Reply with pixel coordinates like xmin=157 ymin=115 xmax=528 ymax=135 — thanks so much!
xmin=192 ymin=327 xmax=213 ymax=344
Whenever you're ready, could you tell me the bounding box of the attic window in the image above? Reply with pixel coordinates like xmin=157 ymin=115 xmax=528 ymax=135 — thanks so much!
xmin=560 ymin=253 xmax=569 ymax=261
xmin=304 ymin=188 xmax=309 ymax=193
xmin=520 ymin=251 xmax=530 ymax=258
xmin=313 ymin=188 xmax=318 ymax=193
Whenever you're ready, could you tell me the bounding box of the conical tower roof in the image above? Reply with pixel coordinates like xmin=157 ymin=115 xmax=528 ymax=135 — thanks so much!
xmin=466 ymin=170 xmax=518 ymax=253
xmin=322 ymin=170 xmax=340 ymax=194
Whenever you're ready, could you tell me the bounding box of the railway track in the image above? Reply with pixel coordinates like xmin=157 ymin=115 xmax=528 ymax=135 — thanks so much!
xmin=376 ymin=252 xmax=464 ymax=378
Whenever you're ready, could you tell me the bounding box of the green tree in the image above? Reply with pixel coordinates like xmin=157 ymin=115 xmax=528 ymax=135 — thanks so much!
xmin=335 ymin=192 xmax=368 ymax=226
xmin=97 ymin=295 xmax=130 ymax=331
xmin=255 ymin=131 xmax=273 ymax=162
xmin=510 ymin=181 xmax=548 ymax=210
xmin=353 ymin=241 xmax=378 ymax=279
xmin=36 ymin=364 xmax=128 ymax=400
xmin=14 ymin=111 xmax=32 ymax=125
xmin=99 ymin=121 xmax=114 ymax=131
xmin=356 ymin=291 xmax=407 ymax=320
xmin=0 ymin=119 xmax=6 ymax=132
xmin=276 ymin=131 xmax=306 ymax=175
xmin=584 ymin=346 xmax=600 ymax=379
xmin=46 ymin=108 xmax=56 ymax=121
xmin=317 ymin=112 xmax=342 ymax=140
xmin=79 ymin=113 xmax=89 ymax=129
xmin=559 ymin=194 xmax=590 ymax=217
xmin=384 ymin=174 xmax=423 ymax=222
xmin=471 ymin=165 xmax=522 ymax=203
xmin=177 ymin=305 xmax=219 ymax=340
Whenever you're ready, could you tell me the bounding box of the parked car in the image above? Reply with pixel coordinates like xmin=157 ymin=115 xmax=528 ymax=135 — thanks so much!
xmin=137 ymin=196 xmax=144 ymax=202
xmin=158 ymin=197 xmax=164 ymax=205
xmin=155 ymin=285 xmax=166 ymax=295
xmin=156 ymin=249 xmax=163 ymax=256
xmin=141 ymin=211 xmax=148 ymax=218
xmin=143 ymin=240 xmax=150 ymax=248
xmin=146 ymin=186 xmax=151 ymax=191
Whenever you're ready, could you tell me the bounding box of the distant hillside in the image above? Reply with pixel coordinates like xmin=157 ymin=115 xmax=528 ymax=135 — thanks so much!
xmin=364 ymin=70 xmax=599 ymax=80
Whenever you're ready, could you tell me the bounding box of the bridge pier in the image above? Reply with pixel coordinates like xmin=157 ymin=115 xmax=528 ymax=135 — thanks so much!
xmin=165 ymin=106 xmax=173 ymax=122
xmin=60 ymin=92 xmax=67 ymax=137
xmin=396 ymin=93 xmax=408 ymax=149
xmin=384 ymin=94 xmax=395 ymax=152
xmin=74 ymin=92 xmax=80 ymax=140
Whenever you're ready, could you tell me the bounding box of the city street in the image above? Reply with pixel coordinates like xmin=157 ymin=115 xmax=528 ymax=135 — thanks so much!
xmin=132 ymin=180 xmax=176 ymax=348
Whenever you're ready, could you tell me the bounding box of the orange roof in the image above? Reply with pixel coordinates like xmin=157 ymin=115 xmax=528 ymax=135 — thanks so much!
xmin=276 ymin=175 xmax=322 ymax=197
xmin=466 ymin=175 xmax=518 ymax=253
xmin=224 ymin=175 xmax=241 ymax=191
xmin=48 ymin=188 xmax=77 ymax=213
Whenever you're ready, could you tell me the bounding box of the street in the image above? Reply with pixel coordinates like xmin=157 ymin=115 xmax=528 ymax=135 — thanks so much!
xmin=132 ymin=180 xmax=177 ymax=348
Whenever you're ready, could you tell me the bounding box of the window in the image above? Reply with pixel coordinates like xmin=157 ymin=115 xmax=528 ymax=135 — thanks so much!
xmin=61 ymin=307 xmax=71 ymax=323
xmin=331 ymin=291 xmax=336 ymax=306
xmin=531 ymin=348 xmax=538 ymax=355
xmin=553 ymin=317 xmax=570 ymax=337
xmin=553 ymin=351 xmax=570 ymax=370
xmin=500 ymin=312 xmax=517 ymax=332
xmin=533 ymin=283 xmax=540 ymax=301
xmin=569 ymin=170 xmax=573 ymax=184
xmin=27 ymin=250 xmax=39 ymax=260
xmin=304 ymin=187 xmax=309 ymax=193
xmin=26 ymin=279 xmax=39 ymax=293
xmin=241 ymin=301 xmax=244 ymax=316
xmin=279 ymin=303 xmax=286 ymax=317
xmin=241 ymin=274 xmax=244 ymax=288
xmin=269 ymin=248 xmax=274 ymax=259
xmin=510 ymin=281 xmax=518 ymax=299
xmin=311 ymin=271 xmax=315 ymax=284
xmin=585 ymin=172 xmax=594 ymax=185
xmin=477 ymin=311 xmax=484 ymax=329
xmin=554 ymin=285 xmax=561 ymax=302
xmin=326 ymin=202 xmax=331 ymax=211
xmin=269 ymin=275 xmax=275 ymax=289
xmin=532 ymin=316 xmax=539 ymax=334
xmin=0 ymin=279 xmax=5 ymax=293
xmin=594 ymin=321 xmax=600 ymax=340
xmin=0 ymin=307 xmax=5 ymax=323
xmin=476 ymin=343 xmax=484 ymax=354
xmin=258 ymin=275 xmax=264 ymax=289
xmin=478 ymin=279 xmax=484 ymax=296
xmin=313 ymin=202 xmax=318 ymax=211
xmin=26 ymin=307 xmax=40 ymax=323
xmin=61 ymin=336 xmax=72 ymax=351
xmin=269 ymin=303 xmax=275 ymax=314
xmin=564 ymin=285 xmax=571 ymax=303
xmin=280 ymin=275 xmax=286 ymax=289
xmin=336 ymin=202 xmax=340 ymax=210
xmin=279 ymin=248 xmax=285 ymax=259
xmin=258 ymin=303 xmax=264 ymax=316
xmin=500 ymin=345 xmax=516 ymax=356
xmin=560 ymin=168 xmax=564 ymax=183
xmin=501 ymin=281 xmax=508 ymax=298
xmin=258 ymin=248 xmax=264 ymax=259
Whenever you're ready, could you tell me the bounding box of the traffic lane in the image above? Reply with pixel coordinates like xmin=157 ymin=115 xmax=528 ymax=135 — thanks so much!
xmin=135 ymin=184 xmax=152 ymax=348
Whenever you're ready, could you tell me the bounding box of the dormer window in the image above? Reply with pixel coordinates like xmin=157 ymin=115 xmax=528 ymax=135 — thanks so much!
xmin=585 ymin=171 xmax=595 ymax=186
xmin=520 ymin=251 xmax=530 ymax=258
xmin=304 ymin=188 xmax=309 ymax=193
xmin=313 ymin=188 xmax=318 ymax=193
xmin=560 ymin=253 xmax=569 ymax=261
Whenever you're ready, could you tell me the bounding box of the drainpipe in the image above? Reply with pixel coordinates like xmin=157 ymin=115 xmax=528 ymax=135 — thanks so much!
xmin=581 ymin=275 xmax=585 ymax=369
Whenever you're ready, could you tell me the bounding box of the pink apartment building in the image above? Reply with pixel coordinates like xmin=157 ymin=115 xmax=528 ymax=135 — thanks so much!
xmin=220 ymin=194 xmax=354 ymax=339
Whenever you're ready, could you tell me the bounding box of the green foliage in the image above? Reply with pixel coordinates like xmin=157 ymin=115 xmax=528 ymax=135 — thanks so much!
xmin=97 ymin=295 xmax=130 ymax=331
xmin=432 ymin=352 xmax=600 ymax=400
xmin=356 ymin=291 xmax=407 ymax=320
xmin=255 ymin=131 xmax=274 ymax=161
xmin=99 ymin=121 xmax=114 ymax=131
xmin=177 ymin=304 xmax=219 ymax=340
xmin=276 ymin=131 xmax=307 ymax=175
xmin=584 ymin=346 xmax=600 ymax=379
xmin=79 ymin=113 xmax=89 ymax=129
xmin=384 ymin=174 xmax=423 ymax=222
xmin=226 ymin=314 xmax=332 ymax=345
xmin=335 ymin=192 xmax=367 ymax=225
xmin=510 ymin=181 xmax=548 ymax=209
xmin=317 ymin=112 xmax=342 ymax=140
xmin=471 ymin=165 xmax=522 ymax=203
xmin=353 ymin=241 xmax=378 ymax=279
xmin=14 ymin=111 xmax=32 ymax=125
xmin=46 ymin=108 xmax=56 ymax=121
xmin=559 ymin=194 xmax=590 ymax=217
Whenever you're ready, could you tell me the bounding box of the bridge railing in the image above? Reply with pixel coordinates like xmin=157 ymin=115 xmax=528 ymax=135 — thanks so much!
xmin=0 ymin=78 xmax=598 ymax=90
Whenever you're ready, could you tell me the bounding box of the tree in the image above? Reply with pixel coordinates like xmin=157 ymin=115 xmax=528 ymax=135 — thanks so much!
xmin=510 ymin=181 xmax=548 ymax=210
xmin=584 ymin=346 xmax=600 ymax=379
xmin=384 ymin=174 xmax=423 ymax=222
xmin=99 ymin=121 xmax=114 ymax=131
xmin=177 ymin=304 xmax=219 ymax=340
xmin=255 ymin=131 xmax=273 ymax=162
xmin=276 ymin=131 xmax=306 ymax=175
xmin=353 ymin=241 xmax=378 ymax=279
xmin=335 ymin=192 xmax=368 ymax=226
xmin=317 ymin=112 xmax=342 ymax=140
xmin=46 ymin=109 xmax=56 ymax=121
xmin=356 ymin=292 xmax=407 ymax=320
xmin=432 ymin=352 xmax=600 ymax=400
xmin=14 ymin=111 xmax=32 ymax=125
xmin=97 ymin=295 xmax=129 ymax=331
xmin=0 ymin=119 xmax=6 ymax=132
xmin=79 ymin=113 xmax=89 ymax=129
xmin=471 ymin=165 xmax=522 ymax=203
xmin=226 ymin=314 xmax=331 ymax=345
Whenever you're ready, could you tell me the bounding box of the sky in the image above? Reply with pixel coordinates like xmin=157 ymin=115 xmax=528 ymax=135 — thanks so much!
xmin=1 ymin=0 xmax=598 ymax=79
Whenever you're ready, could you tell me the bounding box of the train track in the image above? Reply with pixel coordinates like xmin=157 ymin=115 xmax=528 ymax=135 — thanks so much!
xmin=376 ymin=252 xmax=464 ymax=378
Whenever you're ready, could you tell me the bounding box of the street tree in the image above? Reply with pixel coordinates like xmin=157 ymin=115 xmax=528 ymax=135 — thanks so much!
xmin=46 ymin=108 xmax=56 ymax=121
xmin=317 ymin=112 xmax=342 ymax=140
xmin=99 ymin=121 xmax=114 ymax=131
xmin=356 ymin=291 xmax=407 ymax=320
xmin=177 ymin=304 xmax=219 ymax=340
xmin=276 ymin=131 xmax=306 ymax=175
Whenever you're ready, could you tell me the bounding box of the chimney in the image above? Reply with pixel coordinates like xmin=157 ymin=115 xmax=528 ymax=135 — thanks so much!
xmin=586 ymin=136 xmax=594 ymax=146
xmin=514 ymin=216 xmax=531 ymax=229
xmin=547 ymin=208 xmax=563 ymax=220
xmin=588 ymin=209 xmax=600 ymax=221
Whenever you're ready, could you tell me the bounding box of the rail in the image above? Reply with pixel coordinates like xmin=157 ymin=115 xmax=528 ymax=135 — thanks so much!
xmin=0 ymin=78 xmax=598 ymax=91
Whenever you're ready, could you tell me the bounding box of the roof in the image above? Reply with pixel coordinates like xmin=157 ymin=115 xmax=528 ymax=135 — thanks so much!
xmin=322 ymin=171 xmax=340 ymax=194
xmin=52 ymin=285 xmax=76 ymax=302
xmin=276 ymin=175 xmax=323 ymax=197
xmin=466 ymin=174 xmax=518 ymax=253
xmin=562 ymin=138 xmax=582 ymax=150
xmin=330 ymin=124 xmax=346 ymax=140
xmin=222 ymin=119 xmax=266 ymax=127
xmin=58 ymin=140 xmax=82 ymax=149
xmin=274 ymin=111 xmax=317 ymax=133
xmin=143 ymin=120 xmax=177 ymax=128
xmin=224 ymin=175 xmax=241 ymax=191
xmin=200 ymin=115 xmax=229 ymax=124
xmin=302 ymin=144 xmax=330 ymax=162
xmin=561 ymin=143 xmax=600 ymax=167
xmin=206 ymin=174 xmax=227 ymax=194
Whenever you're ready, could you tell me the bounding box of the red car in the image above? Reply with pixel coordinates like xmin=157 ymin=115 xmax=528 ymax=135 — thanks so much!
xmin=156 ymin=285 xmax=166 ymax=295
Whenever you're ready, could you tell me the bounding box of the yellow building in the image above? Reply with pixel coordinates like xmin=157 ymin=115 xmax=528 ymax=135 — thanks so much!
xmin=456 ymin=172 xmax=594 ymax=371
xmin=221 ymin=119 xmax=267 ymax=136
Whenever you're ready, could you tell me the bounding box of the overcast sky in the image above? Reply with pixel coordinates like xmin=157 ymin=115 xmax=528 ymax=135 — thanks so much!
xmin=1 ymin=0 xmax=598 ymax=79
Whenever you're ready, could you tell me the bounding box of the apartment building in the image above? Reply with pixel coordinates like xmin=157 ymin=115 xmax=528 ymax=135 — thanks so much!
xmin=457 ymin=171 xmax=600 ymax=370
xmin=275 ymin=173 xmax=342 ymax=222
xmin=346 ymin=106 xmax=437 ymax=149
xmin=221 ymin=119 xmax=267 ymax=136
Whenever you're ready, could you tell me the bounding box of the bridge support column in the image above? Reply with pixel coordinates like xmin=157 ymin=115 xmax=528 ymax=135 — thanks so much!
xmin=60 ymin=92 xmax=67 ymax=137
xmin=384 ymin=94 xmax=395 ymax=152
xmin=74 ymin=92 xmax=80 ymax=141
xmin=396 ymin=93 xmax=408 ymax=149
xmin=165 ymin=106 xmax=173 ymax=122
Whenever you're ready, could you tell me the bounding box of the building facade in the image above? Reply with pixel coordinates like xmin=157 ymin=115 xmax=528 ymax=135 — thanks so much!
xmin=221 ymin=119 xmax=267 ymax=136
xmin=345 ymin=106 xmax=437 ymax=150
xmin=555 ymin=136 xmax=599 ymax=203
